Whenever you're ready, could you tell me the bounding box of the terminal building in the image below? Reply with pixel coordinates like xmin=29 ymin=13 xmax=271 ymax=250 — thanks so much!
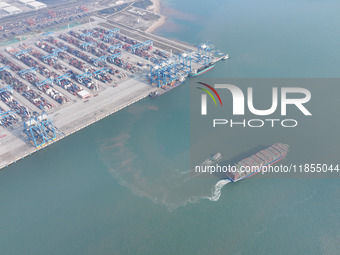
xmin=16 ymin=0 xmax=47 ymax=10
xmin=17 ymin=0 xmax=33 ymax=5
xmin=0 ymin=2 xmax=10 ymax=9
xmin=27 ymin=1 xmax=47 ymax=10
xmin=3 ymin=5 xmax=23 ymax=15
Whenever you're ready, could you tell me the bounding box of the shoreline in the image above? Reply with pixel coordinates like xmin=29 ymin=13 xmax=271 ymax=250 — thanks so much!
xmin=146 ymin=0 xmax=166 ymax=34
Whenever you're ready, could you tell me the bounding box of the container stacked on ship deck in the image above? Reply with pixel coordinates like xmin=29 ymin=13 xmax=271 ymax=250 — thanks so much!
xmin=226 ymin=143 xmax=289 ymax=182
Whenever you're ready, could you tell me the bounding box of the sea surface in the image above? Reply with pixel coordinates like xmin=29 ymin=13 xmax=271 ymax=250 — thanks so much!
xmin=1 ymin=0 xmax=340 ymax=254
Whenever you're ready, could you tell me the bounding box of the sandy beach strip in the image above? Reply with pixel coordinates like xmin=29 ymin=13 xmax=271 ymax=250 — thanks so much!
xmin=148 ymin=0 xmax=161 ymax=13
xmin=146 ymin=0 xmax=166 ymax=33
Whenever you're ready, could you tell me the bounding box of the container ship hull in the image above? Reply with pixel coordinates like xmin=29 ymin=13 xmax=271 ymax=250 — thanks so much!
xmin=226 ymin=143 xmax=289 ymax=182
xmin=189 ymin=63 xmax=215 ymax=77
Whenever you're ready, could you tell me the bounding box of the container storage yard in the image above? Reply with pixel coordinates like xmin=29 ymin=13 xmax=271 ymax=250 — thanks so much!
xmin=0 ymin=5 xmax=228 ymax=170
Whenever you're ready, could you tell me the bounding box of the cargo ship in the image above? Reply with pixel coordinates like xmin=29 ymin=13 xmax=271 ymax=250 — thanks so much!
xmin=189 ymin=62 xmax=215 ymax=77
xmin=149 ymin=77 xmax=185 ymax=97
xmin=225 ymin=143 xmax=289 ymax=182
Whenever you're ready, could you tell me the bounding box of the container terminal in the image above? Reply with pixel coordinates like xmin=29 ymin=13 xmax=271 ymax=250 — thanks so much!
xmin=0 ymin=0 xmax=228 ymax=170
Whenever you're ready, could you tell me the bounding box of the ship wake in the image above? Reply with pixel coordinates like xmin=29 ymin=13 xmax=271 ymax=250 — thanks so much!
xmin=97 ymin=132 xmax=231 ymax=211
xmin=205 ymin=179 xmax=231 ymax=201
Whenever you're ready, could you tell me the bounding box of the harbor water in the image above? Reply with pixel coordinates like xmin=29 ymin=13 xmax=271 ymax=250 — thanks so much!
xmin=1 ymin=0 xmax=340 ymax=254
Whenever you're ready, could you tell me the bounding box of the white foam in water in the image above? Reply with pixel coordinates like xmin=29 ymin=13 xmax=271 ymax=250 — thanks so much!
xmin=175 ymin=168 xmax=193 ymax=175
xmin=205 ymin=179 xmax=231 ymax=201
xmin=99 ymin=139 xmax=232 ymax=210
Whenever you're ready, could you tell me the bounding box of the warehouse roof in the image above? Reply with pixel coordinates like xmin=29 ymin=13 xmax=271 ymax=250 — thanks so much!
xmin=0 ymin=2 xmax=11 ymax=9
xmin=3 ymin=6 xmax=22 ymax=14
xmin=27 ymin=1 xmax=47 ymax=9
xmin=17 ymin=0 xmax=35 ymax=4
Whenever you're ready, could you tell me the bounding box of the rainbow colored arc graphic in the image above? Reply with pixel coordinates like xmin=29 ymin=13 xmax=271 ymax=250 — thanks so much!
xmin=196 ymin=82 xmax=223 ymax=106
